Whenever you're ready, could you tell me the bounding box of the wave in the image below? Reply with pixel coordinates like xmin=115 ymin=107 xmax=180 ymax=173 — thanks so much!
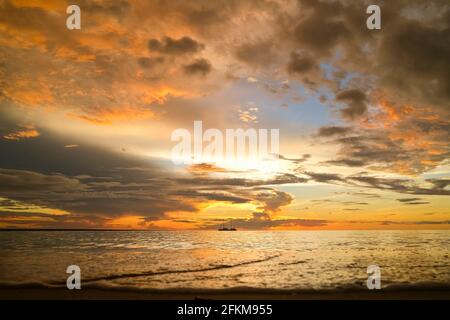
xmin=1 ymin=280 xmax=450 ymax=294
xmin=45 ymin=254 xmax=282 ymax=284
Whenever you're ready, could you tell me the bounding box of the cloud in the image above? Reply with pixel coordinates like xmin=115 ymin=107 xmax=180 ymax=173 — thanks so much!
xmin=403 ymin=202 xmax=430 ymax=205
xmin=172 ymin=190 xmax=250 ymax=204
xmin=176 ymin=173 xmax=308 ymax=188
xmin=174 ymin=172 xmax=303 ymax=216
xmin=277 ymin=153 xmax=311 ymax=164
xmin=137 ymin=56 xmax=165 ymax=68
xmin=183 ymin=58 xmax=212 ymax=76
xmin=255 ymin=190 xmax=293 ymax=214
xmin=334 ymin=191 xmax=381 ymax=198
xmin=3 ymin=124 xmax=40 ymax=140
xmin=397 ymin=198 xmax=423 ymax=203
xmin=77 ymin=0 xmax=131 ymax=20
xmin=324 ymin=159 xmax=366 ymax=167
xmin=238 ymin=103 xmax=259 ymax=123
xmin=287 ymin=52 xmax=318 ymax=74
xmin=317 ymin=122 xmax=450 ymax=174
xmin=292 ymin=0 xmax=351 ymax=57
xmin=336 ymin=89 xmax=368 ymax=120
xmin=148 ymin=36 xmax=204 ymax=55
xmin=302 ymin=170 xmax=450 ymax=196
xmin=204 ymin=215 xmax=328 ymax=230
xmin=0 ymin=166 xmax=200 ymax=223
xmin=346 ymin=174 xmax=450 ymax=196
xmin=304 ymin=171 xmax=344 ymax=184
xmin=187 ymin=163 xmax=227 ymax=175
xmin=0 ymin=169 xmax=82 ymax=192
xmin=317 ymin=126 xmax=352 ymax=137
xmin=381 ymin=220 xmax=450 ymax=226
xmin=235 ymin=40 xmax=277 ymax=67
xmin=0 ymin=126 xmax=307 ymax=227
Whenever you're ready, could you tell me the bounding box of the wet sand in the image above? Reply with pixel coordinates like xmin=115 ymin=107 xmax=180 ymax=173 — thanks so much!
xmin=1 ymin=287 xmax=449 ymax=300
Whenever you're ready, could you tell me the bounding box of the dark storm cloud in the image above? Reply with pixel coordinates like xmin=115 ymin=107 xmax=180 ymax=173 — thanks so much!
xmin=336 ymin=89 xmax=368 ymax=120
xmin=183 ymin=58 xmax=212 ymax=76
xmin=278 ymin=0 xmax=450 ymax=175
xmin=286 ymin=0 xmax=450 ymax=112
xmin=376 ymin=17 xmax=450 ymax=111
xmin=0 ymin=126 xmax=157 ymax=176
xmin=0 ymin=169 xmax=82 ymax=192
xmin=0 ymin=127 xmax=200 ymax=221
xmin=287 ymin=52 xmax=318 ymax=74
xmin=0 ymin=166 xmax=198 ymax=218
xmin=137 ymin=56 xmax=165 ymax=69
xmin=235 ymin=40 xmax=277 ymax=67
xmin=317 ymin=126 xmax=352 ymax=137
xmin=292 ymin=0 xmax=351 ymax=56
xmin=148 ymin=36 xmax=204 ymax=55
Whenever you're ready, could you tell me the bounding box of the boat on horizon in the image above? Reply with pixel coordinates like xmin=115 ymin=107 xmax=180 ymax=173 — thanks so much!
xmin=218 ymin=222 xmax=237 ymax=231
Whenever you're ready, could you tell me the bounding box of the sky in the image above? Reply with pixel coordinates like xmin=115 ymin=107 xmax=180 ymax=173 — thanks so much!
xmin=0 ymin=0 xmax=449 ymax=230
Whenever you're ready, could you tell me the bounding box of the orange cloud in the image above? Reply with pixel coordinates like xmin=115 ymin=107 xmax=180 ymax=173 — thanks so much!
xmin=188 ymin=163 xmax=227 ymax=175
xmin=70 ymin=105 xmax=155 ymax=125
xmin=3 ymin=124 xmax=40 ymax=140
xmin=11 ymin=0 xmax=65 ymax=11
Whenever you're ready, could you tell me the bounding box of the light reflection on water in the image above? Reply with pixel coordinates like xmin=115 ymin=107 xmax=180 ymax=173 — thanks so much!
xmin=0 ymin=230 xmax=449 ymax=290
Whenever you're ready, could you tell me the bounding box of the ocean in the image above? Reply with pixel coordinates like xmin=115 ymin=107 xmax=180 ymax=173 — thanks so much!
xmin=0 ymin=230 xmax=449 ymax=293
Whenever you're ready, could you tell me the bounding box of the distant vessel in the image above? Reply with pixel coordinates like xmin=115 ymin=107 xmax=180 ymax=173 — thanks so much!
xmin=218 ymin=222 xmax=237 ymax=231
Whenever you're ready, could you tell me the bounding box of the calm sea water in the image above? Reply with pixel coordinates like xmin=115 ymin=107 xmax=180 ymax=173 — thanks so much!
xmin=0 ymin=230 xmax=449 ymax=292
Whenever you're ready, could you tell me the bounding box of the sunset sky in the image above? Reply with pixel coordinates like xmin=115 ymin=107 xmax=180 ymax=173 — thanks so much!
xmin=0 ymin=0 xmax=449 ymax=230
